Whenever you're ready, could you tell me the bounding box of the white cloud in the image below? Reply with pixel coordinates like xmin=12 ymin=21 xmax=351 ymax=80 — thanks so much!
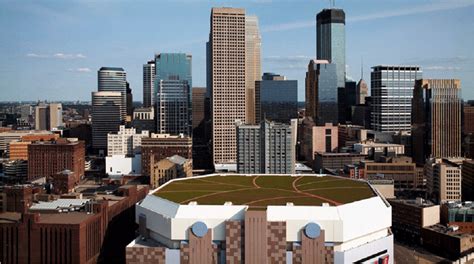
xmin=261 ymin=0 xmax=474 ymax=33
xmin=424 ymin=66 xmax=462 ymax=71
xmin=26 ymin=52 xmax=86 ymax=59
xmin=67 ymin=67 xmax=91 ymax=73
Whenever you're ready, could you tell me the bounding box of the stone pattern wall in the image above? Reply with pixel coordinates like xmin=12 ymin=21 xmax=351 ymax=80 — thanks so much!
xmin=126 ymin=246 xmax=166 ymax=264
xmin=267 ymin=221 xmax=286 ymax=263
xmin=226 ymin=220 xmax=244 ymax=263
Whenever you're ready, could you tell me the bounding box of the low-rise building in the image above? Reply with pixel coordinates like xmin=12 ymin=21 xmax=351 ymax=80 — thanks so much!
xmin=421 ymin=224 xmax=474 ymax=260
xmin=425 ymin=158 xmax=462 ymax=203
xmin=462 ymin=160 xmax=474 ymax=201
xmin=353 ymin=141 xmax=405 ymax=156
xmin=314 ymin=152 xmax=366 ymax=173
xmin=105 ymin=154 xmax=142 ymax=176
xmin=300 ymin=119 xmax=338 ymax=163
xmin=150 ymin=155 xmax=192 ymax=189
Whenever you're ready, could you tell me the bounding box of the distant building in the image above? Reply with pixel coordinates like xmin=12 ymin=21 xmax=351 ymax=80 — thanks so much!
xmin=426 ymin=158 xmax=462 ymax=203
xmin=155 ymin=53 xmax=192 ymax=136
xmin=1 ymin=160 xmax=28 ymax=184
xmin=245 ymin=15 xmax=262 ymax=125
xmin=143 ymin=60 xmax=155 ymax=107
xmin=107 ymin=125 xmax=149 ymax=156
xmin=337 ymin=124 xmax=367 ymax=148
xmin=316 ymin=8 xmax=346 ymax=89
xmin=126 ymin=82 xmax=133 ymax=117
xmin=35 ymin=103 xmax=63 ymax=130
xmin=356 ymin=78 xmax=368 ymax=105
xmin=27 ymin=138 xmax=85 ymax=183
xmin=371 ymin=65 xmax=422 ymax=132
xmin=464 ymin=104 xmax=474 ymax=158
xmin=421 ymin=224 xmax=474 ymax=260
xmin=141 ymin=133 xmax=192 ymax=177
xmin=9 ymin=133 xmax=59 ymax=160
xmin=91 ymin=91 xmax=124 ymax=151
xmin=105 ymin=154 xmax=142 ymax=175
xmin=306 ymin=60 xmax=338 ymax=125
xmin=192 ymin=87 xmax=206 ymax=131
xmin=361 ymin=156 xmax=421 ymax=190
xmin=412 ymin=79 xmax=462 ymax=165
xmin=441 ymin=201 xmax=474 ymax=226
xmin=353 ymin=141 xmax=405 ymax=156
xmin=389 ymin=198 xmax=440 ymax=244
xmin=314 ymin=152 xmax=365 ymax=173
xmin=0 ymin=130 xmax=55 ymax=156
xmin=236 ymin=120 xmax=295 ymax=174
xmin=98 ymin=67 xmax=127 ymax=120
xmin=150 ymin=155 xmax=192 ymax=189
xmin=340 ymin=80 xmax=356 ymax=123
xmin=255 ymin=73 xmax=297 ymax=124
xmin=131 ymin=107 xmax=155 ymax=133
xmin=300 ymin=120 xmax=338 ymax=163
xmin=462 ymin=160 xmax=474 ymax=201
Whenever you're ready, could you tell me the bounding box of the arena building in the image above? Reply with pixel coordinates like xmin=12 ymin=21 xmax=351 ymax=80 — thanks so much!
xmin=126 ymin=174 xmax=393 ymax=264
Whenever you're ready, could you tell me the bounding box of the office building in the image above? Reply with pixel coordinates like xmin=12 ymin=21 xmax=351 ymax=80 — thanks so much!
xmin=356 ymin=78 xmax=368 ymax=105
xmin=127 ymin=174 xmax=393 ymax=264
xmin=155 ymin=53 xmax=192 ymax=136
xmin=27 ymin=138 xmax=85 ymax=182
xmin=107 ymin=125 xmax=149 ymax=156
xmin=316 ymin=8 xmax=346 ymax=89
xmin=131 ymin=107 xmax=156 ymax=133
xmin=371 ymin=65 xmax=422 ymax=132
xmin=126 ymin=82 xmax=133 ymax=117
xmin=464 ymin=103 xmax=474 ymax=158
xmin=462 ymin=160 xmax=474 ymax=201
xmin=354 ymin=141 xmax=405 ymax=156
xmin=412 ymin=79 xmax=462 ymax=165
xmin=314 ymin=152 xmax=365 ymax=173
xmin=1 ymin=160 xmax=28 ymax=184
xmin=340 ymin=80 xmax=356 ymax=123
xmin=143 ymin=60 xmax=155 ymax=107
xmin=306 ymin=60 xmax=339 ymax=125
xmin=361 ymin=156 xmax=420 ymax=190
xmin=209 ymin=7 xmax=246 ymax=165
xmin=389 ymin=198 xmax=440 ymax=244
xmin=425 ymin=158 xmax=462 ymax=203
xmin=300 ymin=120 xmax=338 ymax=163
xmin=150 ymin=155 xmax=192 ymax=189
xmin=245 ymin=15 xmax=262 ymax=124
xmin=141 ymin=133 xmax=192 ymax=177
xmin=98 ymin=67 xmax=127 ymax=120
xmin=255 ymin=73 xmax=297 ymax=123
xmin=35 ymin=103 xmax=63 ymax=130
xmin=236 ymin=120 xmax=295 ymax=174
xmin=91 ymin=91 xmax=124 ymax=150
xmin=441 ymin=201 xmax=474 ymax=226
xmin=192 ymin=87 xmax=206 ymax=131
xmin=421 ymin=224 xmax=474 ymax=260
xmin=9 ymin=133 xmax=59 ymax=160
xmin=0 ymin=184 xmax=148 ymax=264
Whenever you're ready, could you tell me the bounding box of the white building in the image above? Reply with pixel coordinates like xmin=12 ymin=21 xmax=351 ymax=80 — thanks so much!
xmin=107 ymin=125 xmax=149 ymax=156
xmin=354 ymin=141 xmax=405 ymax=155
xmin=105 ymin=154 xmax=141 ymax=176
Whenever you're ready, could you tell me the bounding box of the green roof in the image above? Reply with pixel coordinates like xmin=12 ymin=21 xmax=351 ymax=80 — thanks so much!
xmin=154 ymin=175 xmax=375 ymax=208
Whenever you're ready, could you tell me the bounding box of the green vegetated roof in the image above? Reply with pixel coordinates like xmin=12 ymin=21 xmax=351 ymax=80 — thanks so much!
xmin=154 ymin=175 xmax=375 ymax=208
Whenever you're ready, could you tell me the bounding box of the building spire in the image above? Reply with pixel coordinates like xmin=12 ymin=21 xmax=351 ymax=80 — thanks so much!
xmin=360 ymin=57 xmax=364 ymax=80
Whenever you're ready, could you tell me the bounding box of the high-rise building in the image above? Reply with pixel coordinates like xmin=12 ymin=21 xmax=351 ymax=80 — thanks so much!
xmin=462 ymin=160 xmax=474 ymax=202
xmin=412 ymin=79 xmax=462 ymax=164
xmin=316 ymin=8 xmax=345 ymax=89
xmin=98 ymin=67 xmax=127 ymax=119
xmin=371 ymin=65 xmax=422 ymax=132
xmin=143 ymin=60 xmax=155 ymax=108
xmin=131 ymin=107 xmax=156 ymax=133
xmin=356 ymin=78 xmax=368 ymax=105
xmin=305 ymin=60 xmax=338 ymax=125
xmin=341 ymin=80 xmax=356 ymax=123
xmin=300 ymin=120 xmax=338 ymax=163
xmin=425 ymin=158 xmax=462 ymax=203
xmin=91 ymin=91 xmax=124 ymax=150
xmin=126 ymin=82 xmax=133 ymax=117
xmin=155 ymin=53 xmax=192 ymax=136
xmin=245 ymin=15 xmax=262 ymax=125
xmin=255 ymin=73 xmax=297 ymax=124
xmin=209 ymin=7 xmax=247 ymax=166
xmin=192 ymin=87 xmax=206 ymax=133
xmin=237 ymin=120 xmax=295 ymax=174
xmin=34 ymin=103 xmax=63 ymax=130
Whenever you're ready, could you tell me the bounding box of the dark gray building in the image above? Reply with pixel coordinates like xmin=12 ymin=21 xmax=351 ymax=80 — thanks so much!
xmin=255 ymin=73 xmax=297 ymax=124
xmin=91 ymin=91 xmax=124 ymax=151
xmin=143 ymin=60 xmax=155 ymax=108
xmin=98 ymin=67 xmax=127 ymax=120
xmin=237 ymin=120 xmax=295 ymax=174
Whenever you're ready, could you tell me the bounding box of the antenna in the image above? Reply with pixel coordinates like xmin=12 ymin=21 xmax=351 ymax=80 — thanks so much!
xmin=360 ymin=57 xmax=364 ymax=80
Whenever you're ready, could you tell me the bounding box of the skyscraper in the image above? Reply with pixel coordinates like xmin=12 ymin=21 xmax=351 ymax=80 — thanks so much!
xmin=91 ymin=91 xmax=124 ymax=150
xmin=34 ymin=103 xmax=63 ymax=130
xmin=143 ymin=60 xmax=155 ymax=108
xmin=155 ymin=53 xmax=192 ymax=136
xmin=34 ymin=104 xmax=49 ymax=130
xmin=371 ymin=65 xmax=422 ymax=132
xmin=305 ymin=59 xmax=338 ymax=125
xmin=245 ymin=15 xmax=262 ymax=124
xmin=255 ymin=73 xmax=297 ymax=124
xmin=412 ymin=79 xmax=462 ymax=164
xmin=98 ymin=67 xmax=127 ymax=119
xmin=316 ymin=8 xmax=345 ymax=89
xmin=356 ymin=79 xmax=368 ymax=105
xmin=209 ymin=7 xmax=246 ymax=165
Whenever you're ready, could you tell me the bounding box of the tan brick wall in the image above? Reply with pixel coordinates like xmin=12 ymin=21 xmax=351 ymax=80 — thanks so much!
xmin=125 ymin=246 xmax=166 ymax=264
xmin=267 ymin=221 xmax=286 ymax=263
xmin=226 ymin=220 xmax=244 ymax=263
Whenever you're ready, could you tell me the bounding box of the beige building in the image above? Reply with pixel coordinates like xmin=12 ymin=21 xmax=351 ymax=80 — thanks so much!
xmin=150 ymin=155 xmax=192 ymax=189
xmin=354 ymin=141 xmax=405 ymax=155
xmin=462 ymin=160 xmax=474 ymax=201
xmin=425 ymin=158 xmax=462 ymax=203
xmin=209 ymin=7 xmax=249 ymax=165
xmin=245 ymin=15 xmax=261 ymax=124
xmin=300 ymin=119 xmax=338 ymax=163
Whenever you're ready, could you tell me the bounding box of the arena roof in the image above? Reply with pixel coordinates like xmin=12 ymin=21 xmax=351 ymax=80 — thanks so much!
xmin=153 ymin=175 xmax=375 ymax=208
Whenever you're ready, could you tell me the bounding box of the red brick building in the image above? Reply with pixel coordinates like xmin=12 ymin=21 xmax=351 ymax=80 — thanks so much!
xmin=27 ymin=138 xmax=85 ymax=182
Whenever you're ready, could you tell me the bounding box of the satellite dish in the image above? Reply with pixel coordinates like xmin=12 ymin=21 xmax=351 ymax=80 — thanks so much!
xmin=191 ymin=221 xmax=208 ymax=238
xmin=305 ymin=222 xmax=321 ymax=239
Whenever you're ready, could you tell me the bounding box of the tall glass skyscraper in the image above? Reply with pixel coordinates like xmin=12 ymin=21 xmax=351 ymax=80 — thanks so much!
xmin=155 ymin=53 xmax=192 ymax=136
xmin=255 ymin=73 xmax=297 ymax=124
xmin=316 ymin=9 xmax=345 ymax=89
xmin=143 ymin=60 xmax=155 ymax=108
xmin=98 ymin=67 xmax=127 ymax=120
xmin=371 ymin=65 xmax=422 ymax=132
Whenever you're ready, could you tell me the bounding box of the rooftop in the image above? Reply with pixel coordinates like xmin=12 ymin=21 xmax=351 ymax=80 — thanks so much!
xmin=153 ymin=175 xmax=375 ymax=208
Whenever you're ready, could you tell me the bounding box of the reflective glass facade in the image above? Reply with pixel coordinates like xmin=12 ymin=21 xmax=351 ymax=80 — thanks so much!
xmin=318 ymin=63 xmax=338 ymax=125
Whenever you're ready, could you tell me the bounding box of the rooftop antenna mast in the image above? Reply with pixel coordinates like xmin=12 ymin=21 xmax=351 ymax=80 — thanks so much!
xmin=361 ymin=57 xmax=364 ymax=80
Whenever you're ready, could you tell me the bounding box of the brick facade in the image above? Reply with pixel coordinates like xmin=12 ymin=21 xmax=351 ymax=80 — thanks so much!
xmin=267 ymin=221 xmax=286 ymax=263
xmin=225 ymin=220 xmax=244 ymax=263
xmin=125 ymin=246 xmax=166 ymax=264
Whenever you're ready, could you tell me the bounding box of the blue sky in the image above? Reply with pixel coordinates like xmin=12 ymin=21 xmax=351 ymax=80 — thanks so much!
xmin=0 ymin=0 xmax=473 ymax=102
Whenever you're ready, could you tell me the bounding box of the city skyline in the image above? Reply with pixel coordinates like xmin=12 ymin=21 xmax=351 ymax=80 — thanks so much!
xmin=1 ymin=0 xmax=473 ymax=102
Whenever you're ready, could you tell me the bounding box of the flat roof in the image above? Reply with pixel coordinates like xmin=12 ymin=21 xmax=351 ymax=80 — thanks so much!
xmin=153 ymin=175 xmax=375 ymax=208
